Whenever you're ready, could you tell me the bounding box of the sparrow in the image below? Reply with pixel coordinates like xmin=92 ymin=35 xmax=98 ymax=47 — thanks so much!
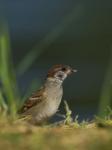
xmin=19 ymin=64 xmax=77 ymax=125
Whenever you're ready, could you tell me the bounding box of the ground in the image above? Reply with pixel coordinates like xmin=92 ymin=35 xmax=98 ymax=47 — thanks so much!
xmin=0 ymin=117 xmax=112 ymax=150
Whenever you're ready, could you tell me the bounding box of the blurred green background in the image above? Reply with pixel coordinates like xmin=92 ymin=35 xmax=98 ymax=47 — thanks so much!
xmin=0 ymin=0 xmax=112 ymax=120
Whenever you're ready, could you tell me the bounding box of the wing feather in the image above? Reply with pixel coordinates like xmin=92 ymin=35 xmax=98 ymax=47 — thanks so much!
xmin=19 ymin=87 xmax=46 ymax=113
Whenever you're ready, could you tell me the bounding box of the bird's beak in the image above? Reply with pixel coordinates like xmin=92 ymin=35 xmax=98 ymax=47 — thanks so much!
xmin=72 ymin=69 xmax=77 ymax=73
xmin=67 ymin=69 xmax=77 ymax=75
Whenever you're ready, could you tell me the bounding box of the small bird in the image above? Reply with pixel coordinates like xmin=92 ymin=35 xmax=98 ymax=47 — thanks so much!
xmin=19 ymin=64 xmax=77 ymax=125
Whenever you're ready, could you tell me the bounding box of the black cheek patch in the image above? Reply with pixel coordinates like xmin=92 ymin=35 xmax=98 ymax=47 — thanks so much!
xmin=58 ymin=74 xmax=63 ymax=78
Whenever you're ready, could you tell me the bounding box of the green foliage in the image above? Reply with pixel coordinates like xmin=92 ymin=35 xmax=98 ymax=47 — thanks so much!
xmin=0 ymin=23 xmax=42 ymax=118
xmin=0 ymin=89 xmax=8 ymax=115
xmin=98 ymin=49 xmax=112 ymax=118
xmin=95 ymin=107 xmax=112 ymax=128
xmin=0 ymin=24 xmax=19 ymax=118
xmin=64 ymin=100 xmax=73 ymax=125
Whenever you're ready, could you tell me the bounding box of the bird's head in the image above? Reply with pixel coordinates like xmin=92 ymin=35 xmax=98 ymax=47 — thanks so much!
xmin=47 ymin=64 xmax=77 ymax=83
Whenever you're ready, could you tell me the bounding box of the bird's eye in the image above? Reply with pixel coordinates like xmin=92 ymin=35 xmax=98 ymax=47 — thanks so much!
xmin=61 ymin=67 xmax=66 ymax=71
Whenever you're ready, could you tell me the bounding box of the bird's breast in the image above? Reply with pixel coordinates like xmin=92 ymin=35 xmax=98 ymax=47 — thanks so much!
xmin=45 ymin=86 xmax=63 ymax=116
xmin=29 ymin=85 xmax=63 ymax=123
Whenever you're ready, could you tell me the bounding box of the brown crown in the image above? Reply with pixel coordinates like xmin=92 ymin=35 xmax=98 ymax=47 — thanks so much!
xmin=47 ymin=64 xmax=74 ymax=78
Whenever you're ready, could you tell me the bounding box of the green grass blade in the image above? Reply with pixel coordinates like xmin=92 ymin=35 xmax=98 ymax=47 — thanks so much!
xmin=0 ymin=89 xmax=8 ymax=115
xmin=0 ymin=25 xmax=20 ymax=117
xmin=98 ymin=48 xmax=112 ymax=117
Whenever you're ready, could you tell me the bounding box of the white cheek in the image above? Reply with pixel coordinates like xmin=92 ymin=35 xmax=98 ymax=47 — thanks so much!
xmin=63 ymin=74 xmax=67 ymax=79
xmin=55 ymin=71 xmax=67 ymax=81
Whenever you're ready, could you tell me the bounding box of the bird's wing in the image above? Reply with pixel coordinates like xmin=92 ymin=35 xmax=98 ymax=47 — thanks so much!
xmin=19 ymin=86 xmax=46 ymax=114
